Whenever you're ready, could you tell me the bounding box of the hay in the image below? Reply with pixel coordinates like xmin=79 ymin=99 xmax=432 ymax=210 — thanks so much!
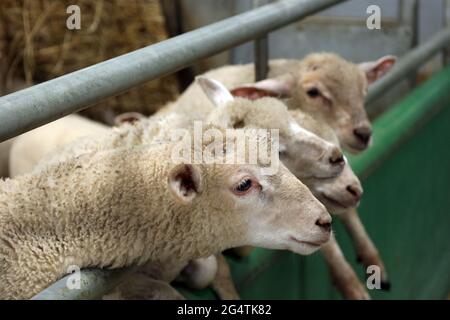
xmin=0 ymin=0 xmax=179 ymax=123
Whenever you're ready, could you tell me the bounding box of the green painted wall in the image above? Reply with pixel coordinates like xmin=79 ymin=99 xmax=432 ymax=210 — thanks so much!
xmin=179 ymin=67 xmax=450 ymax=300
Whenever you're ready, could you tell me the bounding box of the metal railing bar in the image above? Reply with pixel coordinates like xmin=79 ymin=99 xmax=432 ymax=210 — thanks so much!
xmin=31 ymin=267 xmax=135 ymax=300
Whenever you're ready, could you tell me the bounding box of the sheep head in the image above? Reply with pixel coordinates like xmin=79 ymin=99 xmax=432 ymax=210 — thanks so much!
xmin=304 ymin=163 xmax=363 ymax=215
xmin=234 ymin=53 xmax=396 ymax=154
xmin=289 ymin=109 xmax=363 ymax=215
xmin=167 ymin=125 xmax=332 ymax=255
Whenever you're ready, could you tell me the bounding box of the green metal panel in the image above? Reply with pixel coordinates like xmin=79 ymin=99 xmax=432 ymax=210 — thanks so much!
xmin=180 ymin=66 xmax=450 ymax=300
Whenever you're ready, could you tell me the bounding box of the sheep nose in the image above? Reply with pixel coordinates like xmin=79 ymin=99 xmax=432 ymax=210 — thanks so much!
xmin=315 ymin=215 xmax=332 ymax=233
xmin=329 ymin=147 xmax=345 ymax=166
xmin=346 ymin=184 xmax=363 ymax=201
xmin=353 ymin=127 xmax=372 ymax=145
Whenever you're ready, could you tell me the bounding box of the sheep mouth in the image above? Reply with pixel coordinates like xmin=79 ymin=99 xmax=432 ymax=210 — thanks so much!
xmin=311 ymin=171 xmax=341 ymax=180
xmin=345 ymin=141 xmax=369 ymax=153
xmin=312 ymin=175 xmax=336 ymax=181
xmin=319 ymin=193 xmax=352 ymax=209
xmin=289 ymin=236 xmax=324 ymax=248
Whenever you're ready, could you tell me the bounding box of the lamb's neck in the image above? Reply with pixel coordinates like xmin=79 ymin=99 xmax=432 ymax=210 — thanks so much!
xmin=0 ymin=147 xmax=239 ymax=299
xmin=30 ymin=148 xmax=224 ymax=276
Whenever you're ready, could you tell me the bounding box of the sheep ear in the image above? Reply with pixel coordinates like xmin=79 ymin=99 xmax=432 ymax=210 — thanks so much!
xmin=359 ymin=55 xmax=397 ymax=84
xmin=114 ymin=112 xmax=145 ymax=126
xmin=197 ymin=76 xmax=234 ymax=107
xmin=168 ymin=164 xmax=202 ymax=204
xmin=230 ymin=86 xmax=280 ymax=100
xmin=248 ymin=75 xmax=295 ymax=98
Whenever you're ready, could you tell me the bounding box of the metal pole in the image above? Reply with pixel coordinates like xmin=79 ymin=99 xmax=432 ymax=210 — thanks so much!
xmin=254 ymin=35 xmax=269 ymax=81
xmin=366 ymin=26 xmax=450 ymax=115
xmin=0 ymin=0 xmax=346 ymax=143
xmin=253 ymin=0 xmax=271 ymax=81
xmin=444 ymin=0 xmax=450 ymax=65
xmin=408 ymin=0 xmax=419 ymax=88
xmin=31 ymin=267 xmax=135 ymax=300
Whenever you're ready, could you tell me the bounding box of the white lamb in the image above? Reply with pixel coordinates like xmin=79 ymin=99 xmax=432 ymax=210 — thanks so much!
xmin=8 ymin=114 xmax=109 ymax=177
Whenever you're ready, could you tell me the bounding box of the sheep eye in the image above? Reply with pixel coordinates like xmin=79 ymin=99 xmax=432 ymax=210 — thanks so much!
xmin=307 ymin=88 xmax=320 ymax=98
xmin=234 ymin=178 xmax=253 ymax=194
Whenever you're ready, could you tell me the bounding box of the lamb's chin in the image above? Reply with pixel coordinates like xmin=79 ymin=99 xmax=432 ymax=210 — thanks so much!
xmin=288 ymin=237 xmax=323 ymax=255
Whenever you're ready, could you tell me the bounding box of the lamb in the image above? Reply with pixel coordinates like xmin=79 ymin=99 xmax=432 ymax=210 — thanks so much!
xmin=4 ymin=110 xmax=143 ymax=179
xmin=29 ymin=112 xmax=189 ymax=175
xmin=9 ymin=114 xmax=109 ymax=177
xmin=158 ymin=52 xmax=397 ymax=154
xmin=0 ymin=125 xmax=332 ymax=299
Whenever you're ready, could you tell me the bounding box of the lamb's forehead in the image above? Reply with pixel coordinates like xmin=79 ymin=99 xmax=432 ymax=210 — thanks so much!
xmin=301 ymin=53 xmax=366 ymax=98
xmin=228 ymin=97 xmax=290 ymax=127
xmin=302 ymin=52 xmax=353 ymax=72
